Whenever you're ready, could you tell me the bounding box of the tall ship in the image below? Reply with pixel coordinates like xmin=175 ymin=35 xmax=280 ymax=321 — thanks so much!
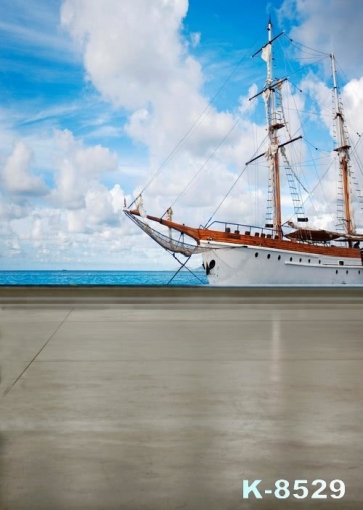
xmin=125 ymin=20 xmax=363 ymax=285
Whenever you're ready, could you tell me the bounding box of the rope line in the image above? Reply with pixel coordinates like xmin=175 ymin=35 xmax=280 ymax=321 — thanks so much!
xmin=167 ymin=101 xmax=255 ymax=213
xmin=128 ymin=37 xmax=261 ymax=208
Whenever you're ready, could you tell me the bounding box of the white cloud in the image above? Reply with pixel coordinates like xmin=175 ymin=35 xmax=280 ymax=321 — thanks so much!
xmin=61 ymin=0 xmax=190 ymax=109
xmin=62 ymin=182 xmax=127 ymax=235
xmin=0 ymin=140 xmax=48 ymax=196
xmin=52 ymin=129 xmax=118 ymax=209
xmin=0 ymin=195 xmax=29 ymax=221
xmin=342 ymin=77 xmax=363 ymax=140
xmin=61 ymin=0 xmax=244 ymax=164
xmin=84 ymin=186 xmax=120 ymax=227
xmin=278 ymin=0 xmax=363 ymax=75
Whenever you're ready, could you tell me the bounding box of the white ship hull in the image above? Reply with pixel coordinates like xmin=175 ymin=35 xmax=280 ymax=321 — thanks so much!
xmin=201 ymin=241 xmax=363 ymax=286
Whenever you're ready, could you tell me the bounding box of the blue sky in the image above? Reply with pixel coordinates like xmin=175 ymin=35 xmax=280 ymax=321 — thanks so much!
xmin=1 ymin=0 xmax=363 ymax=269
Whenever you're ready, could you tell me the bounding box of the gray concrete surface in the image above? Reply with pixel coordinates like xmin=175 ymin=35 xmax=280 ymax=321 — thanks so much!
xmin=0 ymin=287 xmax=363 ymax=509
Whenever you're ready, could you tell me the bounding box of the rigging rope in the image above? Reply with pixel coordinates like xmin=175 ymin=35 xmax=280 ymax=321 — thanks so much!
xmin=166 ymin=100 xmax=255 ymax=214
xmin=127 ymin=30 xmax=363 ymax=236
xmin=285 ymin=79 xmax=338 ymax=223
xmin=204 ymin=133 xmax=269 ymax=227
xmin=128 ymin=37 xmax=261 ymax=208
xmin=283 ymin=35 xmax=330 ymax=57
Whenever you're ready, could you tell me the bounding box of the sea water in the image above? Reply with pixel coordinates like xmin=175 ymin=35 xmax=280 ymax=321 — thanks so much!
xmin=0 ymin=270 xmax=208 ymax=286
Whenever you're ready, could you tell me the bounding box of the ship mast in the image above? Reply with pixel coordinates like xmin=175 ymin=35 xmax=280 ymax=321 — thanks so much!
xmin=249 ymin=21 xmax=302 ymax=238
xmin=263 ymin=19 xmax=283 ymax=239
xmin=331 ymin=53 xmax=355 ymax=237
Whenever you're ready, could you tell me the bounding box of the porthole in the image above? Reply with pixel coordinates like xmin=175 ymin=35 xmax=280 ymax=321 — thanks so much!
xmin=359 ymin=271 xmax=361 ymax=274
xmin=209 ymin=259 xmax=216 ymax=269
xmin=319 ymin=260 xmax=321 ymax=264
xmin=346 ymin=270 xmax=348 ymax=275
xmin=308 ymin=259 xmax=311 ymax=263
xmin=290 ymin=257 xmax=293 ymax=262
xmin=255 ymin=252 xmax=258 ymax=258
xmin=278 ymin=255 xmax=281 ymax=260
xmin=299 ymin=258 xmax=302 ymax=262
xmin=267 ymin=254 xmax=270 ymax=259
xmin=336 ymin=270 xmax=338 ymax=274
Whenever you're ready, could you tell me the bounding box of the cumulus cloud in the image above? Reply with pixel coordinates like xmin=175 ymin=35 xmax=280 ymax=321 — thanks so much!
xmin=62 ymin=182 xmax=128 ymax=236
xmin=342 ymin=77 xmax=363 ymax=140
xmin=278 ymin=0 xmax=363 ymax=76
xmin=60 ymin=0 xmax=242 ymax=163
xmin=0 ymin=194 xmax=30 ymax=221
xmin=59 ymin=0 xmax=282 ymax=230
xmin=61 ymin=0 xmax=190 ymax=110
xmin=2 ymin=0 xmax=249 ymax=268
xmin=0 ymin=140 xmax=48 ymax=195
xmin=52 ymin=129 xmax=118 ymax=209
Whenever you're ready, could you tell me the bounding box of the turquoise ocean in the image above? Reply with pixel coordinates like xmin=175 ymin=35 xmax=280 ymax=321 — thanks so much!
xmin=0 ymin=270 xmax=208 ymax=286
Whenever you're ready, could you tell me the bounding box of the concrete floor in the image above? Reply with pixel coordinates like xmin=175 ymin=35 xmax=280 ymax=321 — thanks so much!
xmin=0 ymin=287 xmax=363 ymax=509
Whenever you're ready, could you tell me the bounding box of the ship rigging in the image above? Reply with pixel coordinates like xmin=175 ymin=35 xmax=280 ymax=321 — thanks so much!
xmin=125 ymin=20 xmax=363 ymax=285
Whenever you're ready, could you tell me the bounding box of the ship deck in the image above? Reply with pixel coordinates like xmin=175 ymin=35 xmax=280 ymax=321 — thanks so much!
xmin=1 ymin=286 xmax=363 ymax=509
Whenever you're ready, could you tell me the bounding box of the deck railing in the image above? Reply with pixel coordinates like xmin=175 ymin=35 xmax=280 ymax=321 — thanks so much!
xmin=205 ymin=221 xmax=279 ymax=240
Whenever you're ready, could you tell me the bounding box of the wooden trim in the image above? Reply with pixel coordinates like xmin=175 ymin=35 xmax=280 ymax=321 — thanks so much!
xmin=127 ymin=210 xmax=360 ymax=259
xmin=127 ymin=210 xmax=202 ymax=242
xmin=197 ymin=230 xmax=359 ymax=258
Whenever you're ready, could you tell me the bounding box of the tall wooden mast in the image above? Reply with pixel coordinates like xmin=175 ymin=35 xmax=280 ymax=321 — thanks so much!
xmin=264 ymin=19 xmax=282 ymax=239
xmin=250 ymin=22 xmax=308 ymax=238
xmin=331 ymin=53 xmax=355 ymax=236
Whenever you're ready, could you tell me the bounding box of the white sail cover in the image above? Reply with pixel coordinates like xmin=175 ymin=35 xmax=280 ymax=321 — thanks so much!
xmin=265 ymin=144 xmax=279 ymax=168
xmin=262 ymin=89 xmax=271 ymax=103
xmin=135 ymin=194 xmax=147 ymax=219
xmin=261 ymin=43 xmax=271 ymax=62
